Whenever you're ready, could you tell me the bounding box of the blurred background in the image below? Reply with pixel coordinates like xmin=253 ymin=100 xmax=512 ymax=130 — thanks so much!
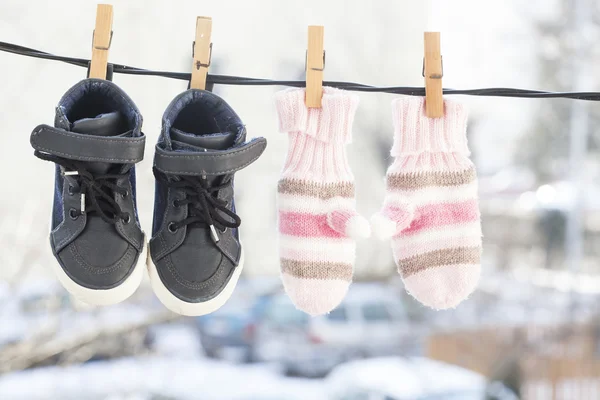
xmin=1 ymin=0 xmax=600 ymax=399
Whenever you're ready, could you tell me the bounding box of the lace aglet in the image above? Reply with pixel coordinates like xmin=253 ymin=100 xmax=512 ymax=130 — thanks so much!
xmin=209 ymin=224 xmax=220 ymax=242
xmin=81 ymin=193 xmax=86 ymax=213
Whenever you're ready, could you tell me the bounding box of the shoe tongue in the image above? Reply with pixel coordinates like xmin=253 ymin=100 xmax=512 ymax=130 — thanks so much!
xmin=170 ymin=127 xmax=238 ymax=184
xmin=71 ymin=111 xmax=130 ymax=174
xmin=170 ymin=127 xmax=237 ymax=151
xmin=169 ymin=127 xmax=237 ymax=225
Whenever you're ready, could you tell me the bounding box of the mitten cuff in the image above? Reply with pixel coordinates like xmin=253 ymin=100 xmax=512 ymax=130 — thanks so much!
xmin=275 ymin=87 xmax=359 ymax=144
xmin=390 ymin=97 xmax=469 ymax=157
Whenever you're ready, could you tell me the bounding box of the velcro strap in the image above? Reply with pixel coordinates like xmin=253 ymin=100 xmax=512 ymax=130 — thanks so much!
xmin=30 ymin=124 xmax=146 ymax=163
xmin=154 ymin=138 xmax=267 ymax=176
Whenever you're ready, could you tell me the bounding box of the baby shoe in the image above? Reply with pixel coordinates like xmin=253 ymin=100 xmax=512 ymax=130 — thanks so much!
xmin=148 ymin=89 xmax=266 ymax=316
xmin=30 ymin=79 xmax=147 ymax=305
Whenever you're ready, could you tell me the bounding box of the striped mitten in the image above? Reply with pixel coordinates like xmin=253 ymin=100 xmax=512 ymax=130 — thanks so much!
xmin=371 ymin=97 xmax=482 ymax=310
xmin=275 ymin=87 xmax=370 ymax=316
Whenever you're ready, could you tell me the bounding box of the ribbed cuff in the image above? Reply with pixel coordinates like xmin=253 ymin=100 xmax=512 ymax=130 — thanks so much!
xmin=275 ymin=87 xmax=359 ymax=144
xmin=390 ymin=97 xmax=470 ymax=157
xmin=280 ymin=129 xmax=355 ymax=182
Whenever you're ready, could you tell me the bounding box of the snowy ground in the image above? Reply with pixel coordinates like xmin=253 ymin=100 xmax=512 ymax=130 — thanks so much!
xmin=0 ymin=356 xmax=327 ymax=400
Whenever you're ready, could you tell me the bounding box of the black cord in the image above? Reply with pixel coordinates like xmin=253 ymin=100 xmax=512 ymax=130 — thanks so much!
xmin=2 ymin=40 xmax=600 ymax=100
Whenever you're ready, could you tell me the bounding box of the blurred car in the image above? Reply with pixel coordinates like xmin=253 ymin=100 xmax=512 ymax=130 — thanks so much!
xmin=252 ymin=283 xmax=424 ymax=377
xmin=196 ymin=298 xmax=258 ymax=361
xmin=196 ymin=278 xmax=279 ymax=362
xmin=325 ymin=357 xmax=519 ymax=400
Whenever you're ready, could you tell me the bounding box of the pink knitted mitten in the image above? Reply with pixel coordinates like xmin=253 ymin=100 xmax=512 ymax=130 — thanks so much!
xmin=371 ymin=97 xmax=482 ymax=310
xmin=275 ymin=87 xmax=370 ymax=316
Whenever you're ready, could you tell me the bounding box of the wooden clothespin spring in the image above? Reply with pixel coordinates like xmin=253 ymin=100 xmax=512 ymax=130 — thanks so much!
xmin=422 ymin=56 xmax=443 ymax=80
xmin=192 ymin=42 xmax=212 ymax=70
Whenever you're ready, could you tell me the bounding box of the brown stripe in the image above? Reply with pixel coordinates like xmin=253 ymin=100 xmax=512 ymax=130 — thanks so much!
xmin=278 ymin=179 xmax=354 ymax=199
xmin=398 ymin=247 xmax=480 ymax=277
xmin=281 ymin=258 xmax=352 ymax=280
xmin=387 ymin=167 xmax=476 ymax=190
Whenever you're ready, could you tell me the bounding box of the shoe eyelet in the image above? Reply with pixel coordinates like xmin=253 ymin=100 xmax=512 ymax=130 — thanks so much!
xmin=172 ymin=200 xmax=180 ymax=208
xmin=122 ymin=214 xmax=131 ymax=224
xmin=121 ymin=190 xmax=129 ymax=199
xmin=168 ymin=222 xmax=178 ymax=233
xmin=68 ymin=185 xmax=75 ymax=196
xmin=219 ymin=227 xmax=228 ymax=233
xmin=69 ymin=208 xmax=78 ymax=220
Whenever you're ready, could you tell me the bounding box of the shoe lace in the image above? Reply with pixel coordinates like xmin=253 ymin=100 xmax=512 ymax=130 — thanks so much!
xmin=153 ymin=167 xmax=241 ymax=243
xmin=35 ymin=151 xmax=131 ymax=224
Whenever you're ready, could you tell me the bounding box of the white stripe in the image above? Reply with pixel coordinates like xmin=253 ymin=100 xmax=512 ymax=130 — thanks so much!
xmin=394 ymin=236 xmax=482 ymax=260
xmin=393 ymin=221 xmax=482 ymax=247
xmin=277 ymin=193 xmax=356 ymax=214
xmin=386 ymin=181 xmax=478 ymax=206
xmin=278 ymin=235 xmax=356 ymax=264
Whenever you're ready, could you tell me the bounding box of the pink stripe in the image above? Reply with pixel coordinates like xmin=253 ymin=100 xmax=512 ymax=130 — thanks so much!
xmin=399 ymin=199 xmax=479 ymax=236
xmin=392 ymin=236 xmax=482 ymax=260
xmin=279 ymin=211 xmax=343 ymax=238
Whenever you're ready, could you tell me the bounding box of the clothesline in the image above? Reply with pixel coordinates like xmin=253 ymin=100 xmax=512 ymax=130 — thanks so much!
xmin=2 ymin=40 xmax=600 ymax=101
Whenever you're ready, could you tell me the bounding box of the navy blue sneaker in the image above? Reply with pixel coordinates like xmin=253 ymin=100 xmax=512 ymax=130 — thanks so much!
xmin=148 ymin=90 xmax=266 ymax=316
xmin=30 ymin=79 xmax=147 ymax=305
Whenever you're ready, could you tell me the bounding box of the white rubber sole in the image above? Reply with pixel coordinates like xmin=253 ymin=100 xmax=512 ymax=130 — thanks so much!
xmin=49 ymin=236 xmax=147 ymax=306
xmin=147 ymin=250 xmax=244 ymax=316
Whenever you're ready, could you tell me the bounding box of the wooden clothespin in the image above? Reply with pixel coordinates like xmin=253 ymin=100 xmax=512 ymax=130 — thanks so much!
xmin=305 ymin=25 xmax=325 ymax=108
xmin=89 ymin=4 xmax=113 ymax=80
xmin=190 ymin=16 xmax=213 ymax=90
xmin=423 ymin=32 xmax=444 ymax=118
